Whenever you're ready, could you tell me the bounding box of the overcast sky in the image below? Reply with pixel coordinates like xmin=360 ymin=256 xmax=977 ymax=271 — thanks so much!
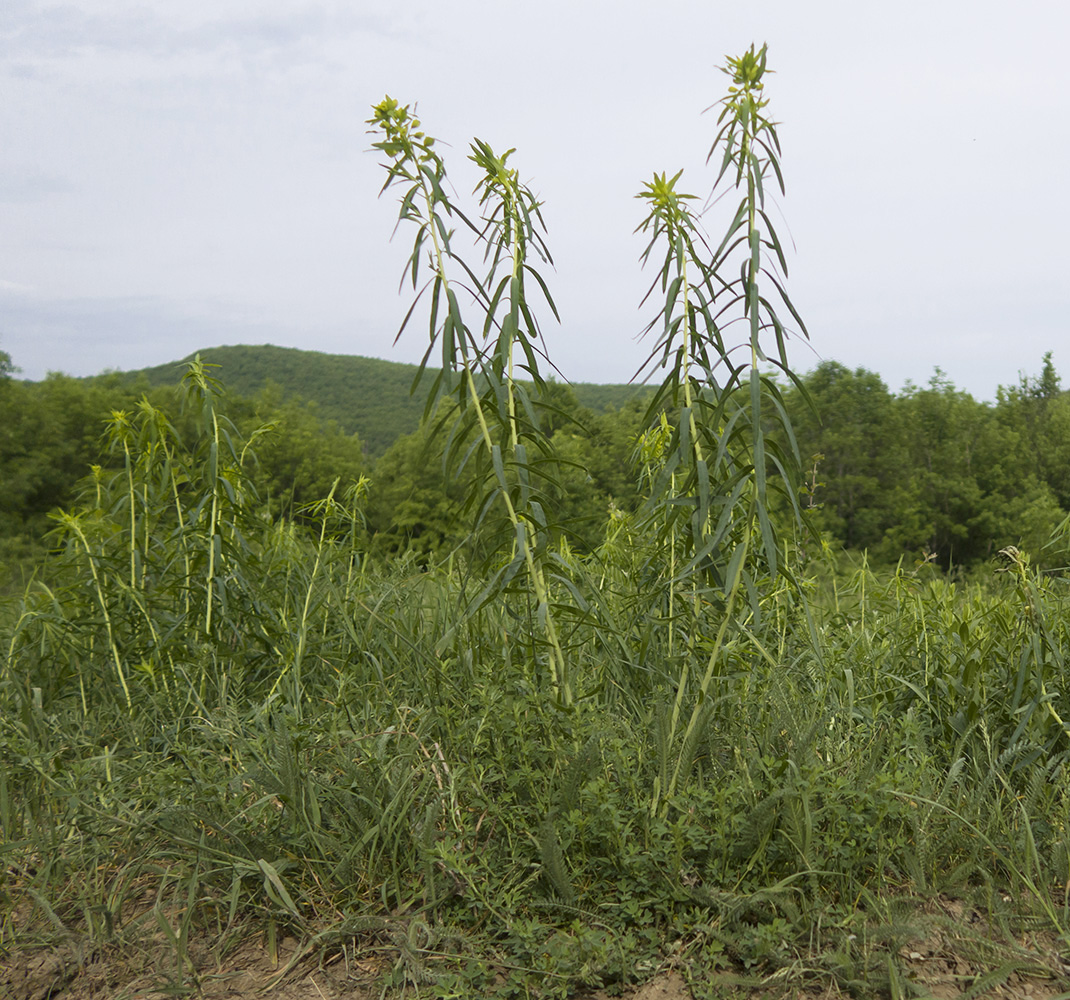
xmin=2 ymin=1 xmax=1068 ymax=400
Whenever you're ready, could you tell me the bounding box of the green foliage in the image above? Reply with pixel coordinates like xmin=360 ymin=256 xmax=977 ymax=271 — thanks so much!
xmin=549 ymin=395 xmax=648 ymax=546
xmin=8 ymin=453 xmax=1069 ymax=990
xmin=4 ymin=52 xmax=1070 ymax=1000
xmin=114 ymin=344 xmax=439 ymax=457
xmin=783 ymin=356 xmax=1070 ymax=570
xmin=782 ymin=361 xmax=901 ymax=550
xmin=230 ymin=383 xmax=366 ymax=521
xmin=633 ymin=44 xmax=808 ymax=598
xmin=365 ymin=423 xmax=467 ymax=557
xmin=0 ymin=359 xmax=367 ymax=550
xmin=104 ymin=343 xmax=649 ymax=458
xmin=997 ymin=351 xmax=1070 ymax=511
xmin=0 ymin=373 xmax=137 ymax=538
xmin=369 ymin=94 xmax=573 ymax=702
xmin=8 ymin=343 xmax=1066 ymax=574
xmin=631 ymin=43 xmax=810 ymax=815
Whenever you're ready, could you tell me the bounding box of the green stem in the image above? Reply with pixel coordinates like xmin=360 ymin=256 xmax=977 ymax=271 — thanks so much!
xmin=661 ymin=531 xmax=750 ymax=813
xmin=408 ymin=135 xmax=570 ymax=704
xmin=62 ymin=513 xmax=132 ymax=712
xmin=205 ymin=408 xmax=220 ymax=637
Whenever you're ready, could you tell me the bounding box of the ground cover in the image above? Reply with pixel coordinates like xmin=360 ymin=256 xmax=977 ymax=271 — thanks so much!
xmin=3 ymin=414 xmax=1069 ymax=996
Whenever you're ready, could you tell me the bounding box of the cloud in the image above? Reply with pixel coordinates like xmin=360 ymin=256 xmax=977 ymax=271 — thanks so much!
xmin=0 ymin=285 xmax=405 ymax=383
xmin=0 ymin=290 xmax=284 ymax=379
xmin=0 ymin=164 xmax=76 ymax=203
xmin=2 ymin=0 xmax=1066 ymax=405
xmin=0 ymin=2 xmax=406 ymax=67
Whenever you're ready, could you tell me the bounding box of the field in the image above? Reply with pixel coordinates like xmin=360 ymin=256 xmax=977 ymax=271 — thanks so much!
xmin=3 ymin=48 xmax=1070 ymax=999
xmin=3 ymin=414 xmax=1070 ymax=997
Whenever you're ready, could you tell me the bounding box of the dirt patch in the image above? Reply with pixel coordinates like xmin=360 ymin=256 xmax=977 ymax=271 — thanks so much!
xmin=4 ymin=895 xmax=1068 ymax=1000
xmin=0 ymin=942 xmax=696 ymax=1000
xmin=5 ymin=949 xmax=1067 ymax=1000
xmin=0 ymin=935 xmax=380 ymax=1000
xmin=891 ymin=896 xmax=1070 ymax=1000
xmin=623 ymin=970 xmax=691 ymax=999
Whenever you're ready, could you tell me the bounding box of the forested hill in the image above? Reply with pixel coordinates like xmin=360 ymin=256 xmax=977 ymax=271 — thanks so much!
xmin=6 ymin=341 xmax=1069 ymax=573
xmin=107 ymin=344 xmax=649 ymax=457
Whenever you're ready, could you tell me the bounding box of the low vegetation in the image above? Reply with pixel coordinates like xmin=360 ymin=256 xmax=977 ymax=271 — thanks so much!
xmin=2 ymin=47 xmax=1069 ymax=999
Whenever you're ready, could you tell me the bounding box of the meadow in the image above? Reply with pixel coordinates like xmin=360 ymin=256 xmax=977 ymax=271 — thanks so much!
xmin=2 ymin=48 xmax=1069 ymax=998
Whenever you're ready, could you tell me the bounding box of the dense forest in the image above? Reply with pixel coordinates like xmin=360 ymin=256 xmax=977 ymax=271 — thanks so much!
xmin=4 ymin=50 xmax=1070 ymax=1000
xmin=2 ymin=342 xmax=1067 ymax=576
xmin=99 ymin=343 xmax=648 ymax=457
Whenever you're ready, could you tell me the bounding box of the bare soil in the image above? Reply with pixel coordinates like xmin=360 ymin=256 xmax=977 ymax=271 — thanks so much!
xmin=3 ymin=897 xmax=1068 ymax=999
xmin=5 ymin=945 xmax=1068 ymax=1000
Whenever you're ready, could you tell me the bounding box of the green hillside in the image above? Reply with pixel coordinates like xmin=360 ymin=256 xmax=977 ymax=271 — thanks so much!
xmin=111 ymin=343 xmax=649 ymax=456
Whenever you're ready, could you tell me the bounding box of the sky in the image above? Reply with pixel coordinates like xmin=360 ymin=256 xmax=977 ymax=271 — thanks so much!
xmin=2 ymin=0 xmax=1068 ymax=401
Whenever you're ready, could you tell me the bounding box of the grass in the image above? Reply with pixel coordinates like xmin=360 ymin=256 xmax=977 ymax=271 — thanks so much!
xmin=2 ymin=381 xmax=1069 ymax=997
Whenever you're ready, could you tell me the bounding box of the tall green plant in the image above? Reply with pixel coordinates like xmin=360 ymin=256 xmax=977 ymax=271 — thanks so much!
xmin=367 ymin=99 xmax=572 ymax=703
xmin=634 ymin=45 xmax=810 ymax=811
xmin=636 ymin=43 xmax=807 ymax=591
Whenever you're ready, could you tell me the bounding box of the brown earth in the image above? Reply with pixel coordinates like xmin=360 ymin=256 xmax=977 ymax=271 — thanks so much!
xmin=3 ymin=949 xmax=1069 ymax=1000
xmin=3 ymin=896 xmax=1068 ymax=999
xmin=4 ymin=945 xmax=1068 ymax=1000
xmin=1 ymin=944 xmax=691 ymax=1000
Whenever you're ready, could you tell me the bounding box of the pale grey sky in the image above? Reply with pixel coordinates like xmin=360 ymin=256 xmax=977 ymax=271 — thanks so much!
xmin=2 ymin=0 xmax=1068 ymax=399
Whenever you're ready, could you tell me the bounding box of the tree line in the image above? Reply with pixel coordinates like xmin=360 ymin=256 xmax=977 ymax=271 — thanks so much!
xmin=366 ymin=353 xmax=1070 ymax=570
xmin=1 ymin=344 xmax=1067 ymax=574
